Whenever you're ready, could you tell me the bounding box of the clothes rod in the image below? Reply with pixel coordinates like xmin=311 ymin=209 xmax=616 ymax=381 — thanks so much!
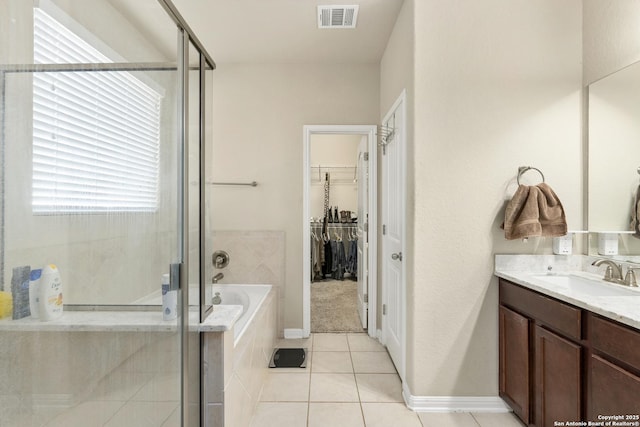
xmin=207 ymin=181 xmax=258 ymax=187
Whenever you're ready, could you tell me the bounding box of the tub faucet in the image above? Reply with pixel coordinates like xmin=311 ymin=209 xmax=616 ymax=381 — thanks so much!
xmin=212 ymin=272 xmax=224 ymax=284
xmin=591 ymin=259 xmax=624 ymax=284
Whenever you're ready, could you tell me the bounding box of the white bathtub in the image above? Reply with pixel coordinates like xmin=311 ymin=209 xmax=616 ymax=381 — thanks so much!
xmin=213 ymin=284 xmax=271 ymax=345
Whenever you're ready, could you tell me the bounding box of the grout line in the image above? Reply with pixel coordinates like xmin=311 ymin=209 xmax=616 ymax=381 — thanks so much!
xmin=469 ymin=412 xmax=482 ymax=427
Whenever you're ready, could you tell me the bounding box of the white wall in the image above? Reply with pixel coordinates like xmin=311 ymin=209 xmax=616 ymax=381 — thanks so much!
xmin=209 ymin=63 xmax=379 ymax=329
xmin=400 ymin=0 xmax=583 ymax=397
xmin=309 ymin=134 xmax=361 ymax=219
xmin=379 ymin=0 xmax=415 ymax=335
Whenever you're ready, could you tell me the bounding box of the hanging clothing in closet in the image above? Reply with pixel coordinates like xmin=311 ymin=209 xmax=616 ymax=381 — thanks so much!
xmin=310 ymin=223 xmax=357 ymax=282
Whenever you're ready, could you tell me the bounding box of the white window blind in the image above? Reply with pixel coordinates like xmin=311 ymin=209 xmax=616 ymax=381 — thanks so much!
xmin=32 ymin=8 xmax=161 ymax=214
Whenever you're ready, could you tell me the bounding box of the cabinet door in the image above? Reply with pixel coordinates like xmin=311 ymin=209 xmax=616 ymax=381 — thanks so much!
xmin=535 ymin=325 xmax=581 ymax=427
xmin=499 ymin=306 xmax=530 ymax=423
xmin=589 ymin=355 xmax=640 ymax=420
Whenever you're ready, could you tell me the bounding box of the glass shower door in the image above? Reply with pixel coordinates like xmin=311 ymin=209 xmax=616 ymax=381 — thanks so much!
xmin=0 ymin=1 xmax=199 ymax=425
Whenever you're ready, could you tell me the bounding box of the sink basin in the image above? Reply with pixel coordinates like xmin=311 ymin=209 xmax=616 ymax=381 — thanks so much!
xmin=530 ymin=274 xmax=640 ymax=297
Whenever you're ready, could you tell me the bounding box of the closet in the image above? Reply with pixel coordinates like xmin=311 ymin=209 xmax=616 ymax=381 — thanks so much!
xmin=309 ymin=134 xmax=363 ymax=333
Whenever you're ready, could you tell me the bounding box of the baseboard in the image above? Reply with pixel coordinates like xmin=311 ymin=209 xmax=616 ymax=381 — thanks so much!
xmin=403 ymin=383 xmax=511 ymax=413
xmin=283 ymin=328 xmax=305 ymax=339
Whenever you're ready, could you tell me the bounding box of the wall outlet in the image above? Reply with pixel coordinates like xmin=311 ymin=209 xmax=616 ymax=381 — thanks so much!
xmin=598 ymin=233 xmax=619 ymax=256
xmin=552 ymin=234 xmax=573 ymax=255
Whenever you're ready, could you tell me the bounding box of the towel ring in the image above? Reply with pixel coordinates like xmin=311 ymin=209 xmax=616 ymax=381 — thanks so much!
xmin=517 ymin=166 xmax=545 ymax=185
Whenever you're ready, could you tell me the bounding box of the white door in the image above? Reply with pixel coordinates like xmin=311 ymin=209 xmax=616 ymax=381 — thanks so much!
xmin=381 ymin=95 xmax=405 ymax=378
xmin=356 ymin=138 xmax=368 ymax=329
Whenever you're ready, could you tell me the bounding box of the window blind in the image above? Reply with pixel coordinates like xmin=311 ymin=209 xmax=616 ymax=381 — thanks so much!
xmin=32 ymin=8 xmax=161 ymax=213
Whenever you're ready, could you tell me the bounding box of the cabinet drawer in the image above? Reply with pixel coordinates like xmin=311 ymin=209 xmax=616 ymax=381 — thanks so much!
xmin=590 ymin=314 xmax=640 ymax=371
xmin=499 ymin=279 xmax=582 ymax=340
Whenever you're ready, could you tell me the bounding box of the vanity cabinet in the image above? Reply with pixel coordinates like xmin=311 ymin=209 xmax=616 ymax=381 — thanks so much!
xmin=499 ymin=278 xmax=640 ymax=426
xmin=533 ymin=325 xmax=581 ymax=426
xmin=499 ymin=306 xmax=530 ymax=423
xmin=587 ymin=313 xmax=640 ymax=420
xmin=499 ymin=279 xmax=583 ymax=427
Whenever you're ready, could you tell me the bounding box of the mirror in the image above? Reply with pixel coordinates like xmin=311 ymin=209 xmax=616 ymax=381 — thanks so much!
xmin=588 ymin=60 xmax=640 ymax=256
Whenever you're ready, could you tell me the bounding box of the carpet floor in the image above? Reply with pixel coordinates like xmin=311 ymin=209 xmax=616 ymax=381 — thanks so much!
xmin=311 ymin=279 xmax=365 ymax=333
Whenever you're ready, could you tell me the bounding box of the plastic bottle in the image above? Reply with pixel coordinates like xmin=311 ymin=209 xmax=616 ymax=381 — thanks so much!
xmin=38 ymin=264 xmax=63 ymax=321
xmin=29 ymin=269 xmax=42 ymax=319
xmin=162 ymin=273 xmax=177 ymax=321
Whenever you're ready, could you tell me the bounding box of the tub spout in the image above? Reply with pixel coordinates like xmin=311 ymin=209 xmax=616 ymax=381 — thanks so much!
xmin=212 ymin=272 xmax=224 ymax=284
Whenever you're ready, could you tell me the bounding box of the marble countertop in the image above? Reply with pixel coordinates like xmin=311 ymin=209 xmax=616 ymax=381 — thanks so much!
xmin=0 ymin=305 xmax=243 ymax=333
xmin=495 ymin=255 xmax=640 ymax=330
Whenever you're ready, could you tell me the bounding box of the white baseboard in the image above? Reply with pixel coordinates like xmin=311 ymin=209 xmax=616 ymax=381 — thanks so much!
xmin=283 ymin=328 xmax=305 ymax=339
xmin=403 ymin=383 xmax=511 ymax=413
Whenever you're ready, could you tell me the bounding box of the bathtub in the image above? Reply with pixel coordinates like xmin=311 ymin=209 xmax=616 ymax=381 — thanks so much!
xmin=202 ymin=284 xmax=277 ymax=427
xmin=212 ymin=284 xmax=271 ymax=345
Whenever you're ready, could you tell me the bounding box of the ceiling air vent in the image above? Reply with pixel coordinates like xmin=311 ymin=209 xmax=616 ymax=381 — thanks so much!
xmin=317 ymin=5 xmax=359 ymax=29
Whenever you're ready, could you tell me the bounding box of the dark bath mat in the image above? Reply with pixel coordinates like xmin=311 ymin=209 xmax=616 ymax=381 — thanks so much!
xmin=269 ymin=348 xmax=307 ymax=368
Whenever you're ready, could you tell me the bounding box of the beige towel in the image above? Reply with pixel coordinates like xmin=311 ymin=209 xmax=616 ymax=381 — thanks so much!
xmin=503 ymin=183 xmax=567 ymax=240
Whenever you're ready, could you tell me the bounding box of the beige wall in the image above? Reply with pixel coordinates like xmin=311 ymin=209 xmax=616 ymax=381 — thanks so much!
xmin=209 ymin=63 xmax=379 ymax=329
xmin=402 ymin=0 xmax=583 ymax=397
xmin=583 ymin=0 xmax=640 ymax=85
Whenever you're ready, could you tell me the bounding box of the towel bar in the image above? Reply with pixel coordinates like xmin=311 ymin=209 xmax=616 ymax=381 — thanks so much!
xmin=517 ymin=166 xmax=545 ymax=185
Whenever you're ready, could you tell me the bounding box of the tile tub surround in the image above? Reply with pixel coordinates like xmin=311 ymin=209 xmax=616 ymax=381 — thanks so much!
xmin=211 ymin=231 xmax=285 ymax=336
xmin=0 ymin=331 xmax=180 ymax=426
xmin=495 ymin=254 xmax=640 ymax=329
xmin=203 ymin=286 xmax=277 ymax=427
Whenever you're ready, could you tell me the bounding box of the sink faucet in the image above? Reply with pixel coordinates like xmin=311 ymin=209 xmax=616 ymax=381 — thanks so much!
xmin=592 ymin=259 xmax=624 ymax=285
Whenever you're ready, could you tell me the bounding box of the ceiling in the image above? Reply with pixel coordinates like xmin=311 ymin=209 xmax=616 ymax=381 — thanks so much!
xmin=167 ymin=0 xmax=405 ymax=64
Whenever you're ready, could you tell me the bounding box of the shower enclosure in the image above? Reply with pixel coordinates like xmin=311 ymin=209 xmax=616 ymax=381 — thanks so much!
xmin=0 ymin=1 xmax=214 ymax=425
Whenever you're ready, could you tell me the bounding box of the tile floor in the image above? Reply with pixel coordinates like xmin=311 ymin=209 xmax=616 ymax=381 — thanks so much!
xmin=250 ymin=333 xmax=523 ymax=427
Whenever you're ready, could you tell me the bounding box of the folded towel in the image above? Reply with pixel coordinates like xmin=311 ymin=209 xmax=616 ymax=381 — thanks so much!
xmin=631 ymin=185 xmax=640 ymax=238
xmin=503 ymin=183 xmax=567 ymax=240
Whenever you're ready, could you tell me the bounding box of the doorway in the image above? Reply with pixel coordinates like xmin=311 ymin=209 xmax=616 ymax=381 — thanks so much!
xmin=303 ymin=125 xmax=377 ymax=338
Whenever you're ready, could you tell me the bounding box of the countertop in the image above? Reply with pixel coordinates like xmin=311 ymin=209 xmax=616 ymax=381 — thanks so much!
xmin=495 ymin=255 xmax=640 ymax=330
xmin=0 ymin=304 xmax=243 ymax=333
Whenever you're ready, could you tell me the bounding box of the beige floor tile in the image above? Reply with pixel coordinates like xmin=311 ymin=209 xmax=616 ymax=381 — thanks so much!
xmin=249 ymin=402 xmax=308 ymax=427
xmin=312 ymin=351 xmax=353 ymax=373
xmin=313 ymin=333 xmax=349 ymax=351
xmin=46 ymin=401 xmax=125 ymax=427
xmin=356 ymin=374 xmax=403 ymax=402
xmin=259 ymin=373 xmax=310 ymax=402
xmin=308 ymin=402 xmax=364 ymax=427
xmin=351 ymin=351 xmax=397 ymax=373
xmin=472 ymin=412 xmax=523 ymax=427
xmin=103 ymin=401 xmax=178 ymax=427
xmin=361 ymin=403 xmax=423 ymax=427
xmin=418 ymin=412 xmax=480 ymax=427
xmin=310 ymin=373 xmax=359 ymax=402
xmin=347 ymin=334 xmax=386 ymax=352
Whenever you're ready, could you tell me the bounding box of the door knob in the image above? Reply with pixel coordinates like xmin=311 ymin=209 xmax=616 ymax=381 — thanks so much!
xmin=391 ymin=252 xmax=403 ymax=261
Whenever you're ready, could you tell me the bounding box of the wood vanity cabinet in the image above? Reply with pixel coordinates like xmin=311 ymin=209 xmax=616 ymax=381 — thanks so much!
xmin=500 ymin=278 xmax=640 ymax=426
xmin=587 ymin=313 xmax=640 ymax=419
xmin=499 ymin=305 xmax=531 ymax=423
xmin=499 ymin=279 xmax=582 ymax=427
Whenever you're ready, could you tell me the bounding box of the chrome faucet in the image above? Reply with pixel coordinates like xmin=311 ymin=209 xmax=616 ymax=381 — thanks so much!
xmin=591 ymin=259 xmax=624 ymax=285
xmin=212 ymin=272 xmax=224 ymax=284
